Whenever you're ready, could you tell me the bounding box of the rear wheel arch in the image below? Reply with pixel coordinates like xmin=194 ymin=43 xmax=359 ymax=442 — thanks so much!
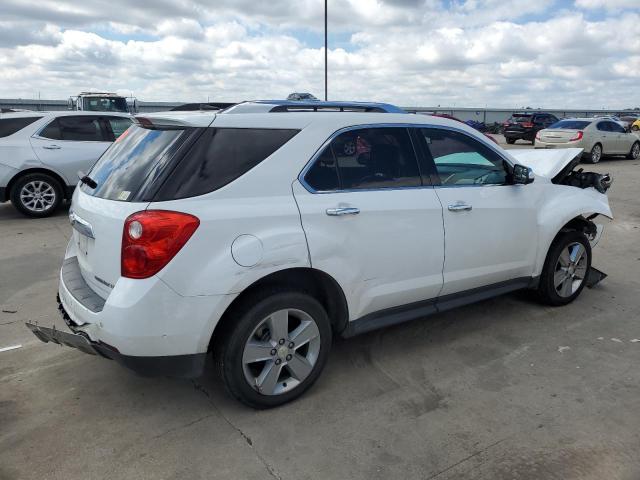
xmin=209 ymin=267 xmax=349 ymax=351
xmin=6 ymin=168 xmax=70 ymax=201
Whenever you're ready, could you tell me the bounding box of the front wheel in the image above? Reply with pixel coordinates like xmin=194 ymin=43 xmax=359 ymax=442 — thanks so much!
xmin=537 ymin=231 xmax=591 ymax=306
xmin=506 ymin=137 xmax=516 ymax=145
xmin=627 ymin=141 xmax=640 ymax=160
xmin=10 ymin=173 xmax=63 ymax=218
xmin=215 ymin=290 xmax=332 ymax=408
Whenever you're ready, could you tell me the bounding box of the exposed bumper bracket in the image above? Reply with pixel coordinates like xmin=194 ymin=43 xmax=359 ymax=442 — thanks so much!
xmin=585 ymin=267 xmax=607 ymax=289
xmin=25 ymin=322 xmax=99 ymax=356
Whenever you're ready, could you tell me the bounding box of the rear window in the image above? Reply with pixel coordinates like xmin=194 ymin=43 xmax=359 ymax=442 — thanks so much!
xmin=0 ymin=117 xmax=42 ymax=138
xmin=510 ymin=115 xmax=533 ymax=123
xmin=82 ymin=125 xmax=190 ymax=201
xmin=153 ymin=128 xmax=299 ymax=200
xmin=548 ymin=120 xmax=591 ymax=130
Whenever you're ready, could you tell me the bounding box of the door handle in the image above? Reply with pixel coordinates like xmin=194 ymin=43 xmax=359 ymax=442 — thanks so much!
xmin=43 ymin=145 xmax=61 ymax=150
xmin=326 ymin=207 xmax=360 ymax=216
xmin=448 ymin=202 xmax=472 ymax=212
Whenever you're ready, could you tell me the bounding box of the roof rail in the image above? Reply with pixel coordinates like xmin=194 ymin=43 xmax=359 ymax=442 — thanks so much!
xmin=220 ymin=100 xmax=406 ymax=115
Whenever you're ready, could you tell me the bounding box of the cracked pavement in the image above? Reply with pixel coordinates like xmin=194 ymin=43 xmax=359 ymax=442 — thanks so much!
xmin=1 ymin=138 xmax=640 ymax=479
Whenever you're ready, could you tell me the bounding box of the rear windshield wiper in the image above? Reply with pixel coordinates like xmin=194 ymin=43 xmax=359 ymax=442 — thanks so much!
xmin=78 ymin=171 xmax=98 ymax=189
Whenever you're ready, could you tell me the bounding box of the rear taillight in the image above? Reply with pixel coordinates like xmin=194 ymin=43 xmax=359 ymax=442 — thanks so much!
xmin=121 ymin=210 xmax=200 ymax=279
xmin=521 ymin=122 xmax=534 ymax=128
xmin=570 ymin=131 xmax=584 ymax=141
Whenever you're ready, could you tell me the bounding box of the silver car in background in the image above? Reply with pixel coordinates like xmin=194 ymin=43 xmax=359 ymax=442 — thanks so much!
xmin=535 ymin=118 xmax=640 ymax=163
xmin=0 ymin=111 xmax=132 ymax=217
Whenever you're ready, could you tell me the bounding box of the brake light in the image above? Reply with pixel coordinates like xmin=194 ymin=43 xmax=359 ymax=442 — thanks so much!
xmin=121 ymin=210 xmax=200 ymax=279
xmin=521 ymin=122 xmax=534 ymax=128
xmin=570 ymin=131 xmax=584 ymax=141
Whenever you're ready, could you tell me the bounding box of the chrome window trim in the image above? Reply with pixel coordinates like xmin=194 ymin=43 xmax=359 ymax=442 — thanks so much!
xmin=297 ymin=123 xmax=513 ymax=194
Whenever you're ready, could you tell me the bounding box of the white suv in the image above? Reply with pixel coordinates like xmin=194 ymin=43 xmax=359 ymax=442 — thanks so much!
xmin=27 ymin=108 xmax=612 ymax=408
xmin=0 ymin=111 xmax=132 ymax=217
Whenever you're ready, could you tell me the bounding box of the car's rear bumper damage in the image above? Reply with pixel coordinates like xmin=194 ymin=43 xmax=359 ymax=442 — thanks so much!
xmin=25 ymin=296 xmax=207 ymax=378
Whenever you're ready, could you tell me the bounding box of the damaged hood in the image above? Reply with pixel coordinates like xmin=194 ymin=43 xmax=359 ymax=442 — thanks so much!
xmin=508 ymin=148 xmax=583 ymax=179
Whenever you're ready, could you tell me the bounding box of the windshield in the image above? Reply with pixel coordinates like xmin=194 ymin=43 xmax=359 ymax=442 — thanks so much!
xmin=82 ymin=125 xmax=189 ymax=201
xmin=548 ymin=120 xmax=592 ymax=130
xmin=84 ymin=97 xmax=128 ymax=112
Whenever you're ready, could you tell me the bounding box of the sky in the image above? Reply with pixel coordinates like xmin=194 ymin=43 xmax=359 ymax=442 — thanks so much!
xmin=0 ymin=0 xmax=638 ymax=108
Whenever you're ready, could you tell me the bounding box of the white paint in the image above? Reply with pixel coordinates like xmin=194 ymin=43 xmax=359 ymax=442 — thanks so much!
xmin=0 ymin=344 xmax=22 ymax=353
xmin=231 ymin=234 xmax=263 ymax=267
xmin=597 ymin=337 xmax=604 ymax=340
xmin=509 ymin=148 xmax=584 ymax=179
xmin=611 ymin=338 xmax=623 ymax=343
xmin=558 ymin=346 xmax=570 ymax=353
xmin=630 ymin=339 xmax=640 ymax=343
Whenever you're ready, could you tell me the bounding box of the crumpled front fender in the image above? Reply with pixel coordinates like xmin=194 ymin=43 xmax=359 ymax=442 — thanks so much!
xmin=533 ymin=185 xmax=613 ymax=276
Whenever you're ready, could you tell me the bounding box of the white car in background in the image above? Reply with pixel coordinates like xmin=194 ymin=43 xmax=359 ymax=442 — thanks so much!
xmin=0 ymin=111 xmax=132 ymax=217
xmin=27 ymin=108 xmax=613 ymax=408
xmin=535 ymin=118 xmax=640 ymax=163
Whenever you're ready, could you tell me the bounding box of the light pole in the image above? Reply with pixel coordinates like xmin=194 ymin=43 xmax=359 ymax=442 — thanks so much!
xmin=324 ymin=0 xmax=328 ymax=101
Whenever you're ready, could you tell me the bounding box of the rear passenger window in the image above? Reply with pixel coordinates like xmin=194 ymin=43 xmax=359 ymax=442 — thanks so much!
xmin=154 ymin=128 xmax=299 ymax=200
xmin=40 ymin=116 xmax=105 ymax=141
xmin=0 ymin=117 xmax=42 ymax=138
xmin=304 ymin=127 xmax=421 ymax=191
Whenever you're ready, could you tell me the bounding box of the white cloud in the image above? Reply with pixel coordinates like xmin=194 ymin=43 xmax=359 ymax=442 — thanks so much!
xmin=0 ymin=0 xmax=638 ymax=108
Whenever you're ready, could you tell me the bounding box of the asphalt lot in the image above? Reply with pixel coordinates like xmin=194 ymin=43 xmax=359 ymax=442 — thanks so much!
xmin=1 ymin=136 xmax=640 ymax=480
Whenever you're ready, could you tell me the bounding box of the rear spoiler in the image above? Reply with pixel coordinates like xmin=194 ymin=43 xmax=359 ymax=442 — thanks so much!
xmin=133 ymin=113 xmax=215 ymax=129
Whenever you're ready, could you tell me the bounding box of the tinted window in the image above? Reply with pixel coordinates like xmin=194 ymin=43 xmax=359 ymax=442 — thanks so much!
xmin=305 ymin=128 xmax=421 ymax=191
xmin=304 ymin=145 xmax=339 ymax=191
xmin=83 ymin=125 xmax=188 ymax=201
xmin=609 ymin=122 xmax=626 ymax=133
xmin=510 ymin=115 xmax=532 ymax=123
xmin=84 ymin=97 xmax=128 ymax=112
xmin=420 ymin=128 xmax=507 ymax=186
xmin=0 ymin=117 xmax=42 ymax=138
xmin=107 ymin=117 xmax=132 ymax=138
xmin=596 ymin=122 xmax=610 ymax=132
xmin=154 ymin=128 xmax=299 ymax=200
xmin=549 ymin=120 xmax=591 ymax=130
xmin=41 ymin=116 xmax=105 ymax=141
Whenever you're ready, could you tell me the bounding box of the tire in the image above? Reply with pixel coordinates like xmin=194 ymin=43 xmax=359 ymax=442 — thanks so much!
xmin=627 ymin=141 xmax=640 ymax=160
xmin=506 ymin=138 xmax=516 ymax=145
xmin=10 ymin=173 xmax=63 ymax=218
xmin=632 ymin=125 xmax=639 ymax=132
xmin=585 ymin=143 xmax=602 ymax=164
xmin=215 ymin=289 xmax=332 ymax=408
xmin=537 ymin=230 xmax=591 ymax=306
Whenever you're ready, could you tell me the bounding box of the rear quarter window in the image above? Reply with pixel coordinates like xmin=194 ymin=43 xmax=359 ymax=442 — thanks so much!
xmin=153 ymin=128 xmax=299 ymax=200
xmin=0 ymin=117 xmax=42 ymax=138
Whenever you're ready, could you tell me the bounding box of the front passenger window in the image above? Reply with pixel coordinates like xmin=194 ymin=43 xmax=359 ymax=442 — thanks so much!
xmin=420 ymin=128 xmax=507 ymax=186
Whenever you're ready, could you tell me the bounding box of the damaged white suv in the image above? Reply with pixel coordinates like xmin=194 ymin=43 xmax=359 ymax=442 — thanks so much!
xmin=27 ymin=105 xmax=612 ymax=408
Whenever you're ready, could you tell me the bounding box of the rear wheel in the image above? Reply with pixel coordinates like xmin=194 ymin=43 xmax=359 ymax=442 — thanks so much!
xmin=10 ymin=173 xmax=63 ymax=218
xmin=632 ymin=125 xmax=639 ymax=132
xmin=215 ymin=290 xmax=332 ymax=408
xmin=627 ymin=141 xmax=640 ymax=160
xmin=506 ymin=138 xmax=516 ymax=145
xmin=537 ymin=230 xmax=591 ymax=306
xmin=585 ymin=143 xmax=602 ymax=164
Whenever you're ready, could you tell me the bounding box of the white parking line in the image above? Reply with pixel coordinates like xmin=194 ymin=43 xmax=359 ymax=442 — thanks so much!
xmin=0 ymin=344 xmax=22 ymax=353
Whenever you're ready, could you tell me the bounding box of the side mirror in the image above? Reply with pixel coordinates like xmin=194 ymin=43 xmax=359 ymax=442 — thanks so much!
xmin=513 ymin=164 xmax=534 ymax=184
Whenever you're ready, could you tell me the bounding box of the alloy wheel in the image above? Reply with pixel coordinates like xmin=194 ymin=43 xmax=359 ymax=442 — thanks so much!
xmin=19 ymin=180 xmax=56 ymax=213
xmin=591 ymin=145 xmax=602 ymax=163
xmin=632 ymin=143 xmax=640 ymax=159
xmin=242 ymin=308 xmax=321 ymax=396
xmin=554 ymin=242 xmax=588 ymax=298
